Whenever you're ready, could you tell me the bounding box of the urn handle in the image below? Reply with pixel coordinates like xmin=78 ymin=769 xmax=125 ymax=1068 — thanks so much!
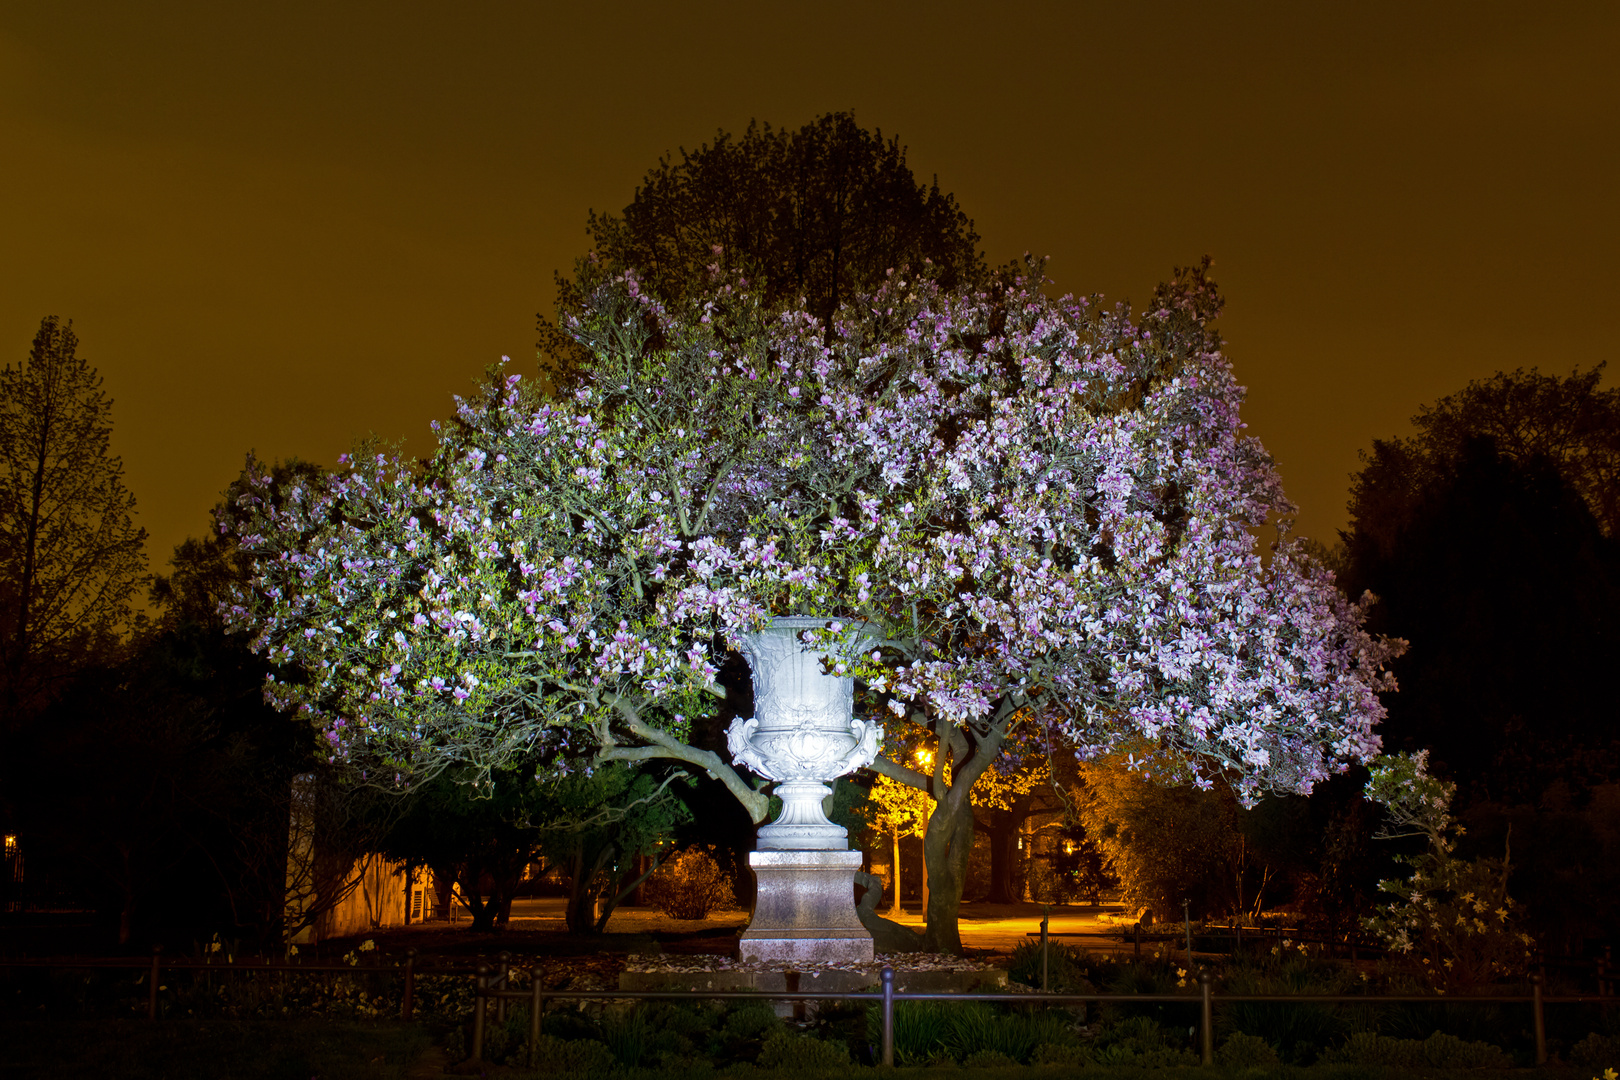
xmin=726 ymin=716 xmax=766 ymax=777
xmin=724 ymin=714 xmax=877 ymax=782
xmin=830 ymin=717 xmax=880 ymax=776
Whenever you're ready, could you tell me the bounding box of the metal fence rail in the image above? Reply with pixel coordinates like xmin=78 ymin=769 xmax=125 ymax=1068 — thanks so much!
xmin=471 ymin=963 xmax=1594 ymax=1068
xmin=2 ymin=952 xmax=1606 ymax=1069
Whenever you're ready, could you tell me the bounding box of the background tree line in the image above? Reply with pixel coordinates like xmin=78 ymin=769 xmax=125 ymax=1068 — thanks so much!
xmin=2 ymin=111 xmax=1614 ymax=963
xmin=0 ymin=111 xmax=987 ymax=951
xmin=1064 ymin=363 xmax=1620 ymax=959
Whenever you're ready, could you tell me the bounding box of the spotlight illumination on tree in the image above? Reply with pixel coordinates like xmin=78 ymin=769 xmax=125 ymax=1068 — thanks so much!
xmin=226 ymin=261 xmax=1402 ymax=952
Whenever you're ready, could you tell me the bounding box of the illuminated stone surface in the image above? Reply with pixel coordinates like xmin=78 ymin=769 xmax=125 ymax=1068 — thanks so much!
xmin=726 ymin=616 xmax=879 ymax=851
xmin=727 ymin=616 xmax=877 ymax=961
xmin=739 ymin=850 xmax=873 ymax=964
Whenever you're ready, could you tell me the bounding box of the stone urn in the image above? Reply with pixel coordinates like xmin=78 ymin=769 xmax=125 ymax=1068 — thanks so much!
xmin=725 ymin=616 xmax=880 ymax=964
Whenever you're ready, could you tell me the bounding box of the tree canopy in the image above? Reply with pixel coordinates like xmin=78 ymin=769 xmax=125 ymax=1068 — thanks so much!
xmin=1346 ymin=364 xmax=1619 ymax=553
xmin=1341 ymin=367 xmax=1620 ymax=806
xmin=227 ymin=262 xmax=1400 ymax=951
xmin=0 ymin=317 xmax=146 ymax=712
xmin=541 ymin=111 xmax=984 ymax=377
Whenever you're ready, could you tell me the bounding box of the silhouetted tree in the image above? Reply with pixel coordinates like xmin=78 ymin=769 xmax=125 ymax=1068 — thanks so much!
xmin=11 ymin=615 xmax=313 ymax=948
xmin=1343 ymin=391 xmax=1620 ymax=807
xmin=0 ymin=317 xmax=146 ymax=714
xmin=368 ymin=760 xmax=688 ymax=934
xmin=540 ymin=110 xmax=985 ymax=379
xmin=1347 ymin=365 xmax=1618 ymax=546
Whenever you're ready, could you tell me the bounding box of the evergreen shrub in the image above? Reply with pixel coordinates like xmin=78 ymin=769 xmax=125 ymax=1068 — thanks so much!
xmin=757 ymin=1030 xmax=849 ymax=1069
xmin=1216 ymin=1032 xmax=1281 ymax=1068
xmin=1572 ymin=1033 xmax=1620 ymax=1071
xmin=1319 ymin=1029 xmax=1510 ymax=1068
xmin=644 ymin=846 xmax=737 ymax=920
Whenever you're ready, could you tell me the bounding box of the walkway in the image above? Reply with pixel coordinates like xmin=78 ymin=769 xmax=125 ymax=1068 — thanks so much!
xmin=495 ymin=897 xmax=1134 ymax=955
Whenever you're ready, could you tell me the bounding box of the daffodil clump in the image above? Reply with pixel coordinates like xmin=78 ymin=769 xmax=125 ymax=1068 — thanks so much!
xmin=1363 ymin=752 xmax=1533 ymax=988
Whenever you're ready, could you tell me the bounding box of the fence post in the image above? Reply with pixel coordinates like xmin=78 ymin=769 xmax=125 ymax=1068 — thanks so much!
xmin=1605 ymin=946 xmax=1615 ymax=1015
xmin=530 ymin=971 xmax=544 ymax=1066
xmin=880 ymin=965 xmax=895 ymax=1067
xmin=401 ymin=948 xmax=416 ymax=1022
xmin=147 ymin=945 xmax=162 ymax=1021
xmin=496 ymin=951 xmax=511 ymax=1023
xmin=1183 ymin=899 xmax=1193 ymax=970
xmin=1040 ymin=910 xmax=1050 ymax=991
xmin=1532 ymin=973 xmax=1547 ymax=1066
xmin=472 ymin=963 xmax=489 ymax=1062
xmin=1134 ymin=921 xmax=1142 ymax=962
xmin=1198 ymin=969 xmax=1214 ymax=1066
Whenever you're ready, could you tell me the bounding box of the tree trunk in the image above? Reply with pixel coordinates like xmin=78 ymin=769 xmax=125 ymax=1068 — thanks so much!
xmin=593 ymin=847 xmax=664 ymax=933
xmin=853 ymin=871 xmax=927 ymax=952
xmin=494 ymin=886 xmax=515 ymax=928
xmin=116 ymin=844 xmax=135 ymax=946
xmin=429 ymin=862 xmax=455 ymax=921
xmin=888 ymin=825 xmax=902 ymax=914
xmin=563 ymin=844 xmax=594 ymax=934
xmin=459 ymin=864 xmax=498 ymax=932
xmin=986 ymin=815 xmax=1017 ymax=905
xmin=920 ymin=790 xmax=976 ymax=954
xmin=919 ymin=809 xmax=930 ymax=921
xmin=862 ymin=696 xmax=1019 ymax=955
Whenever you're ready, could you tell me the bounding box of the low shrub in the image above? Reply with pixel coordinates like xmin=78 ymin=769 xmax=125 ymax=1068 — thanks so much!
xmin=643 ymin=846 xmax=737 ymax=920
xmin=1379 ymin=996 xmax=1514 ymax=1046
xmin=720 ymin=1001 xmax=784 ymax=1043
xmin=1216 ymin=1032 xmax=1281 ymax=1068
xmin=515 ymin=1033 xmax=618 ymax=1073
xmin=0 ymin=1019 xmax=429 ymax=1078
xmin=1031 ymin=1042 xmax=1093 ymax=1066
xmin=544 ymin=1007 xmax=606 ymax=1043
xmin=865 ymin=1001 xmax=953 ymax=1065
xmin=962 ymin=1048 xmax=1019 ymax=1068
xmin=1319 ymin=1029 xmax=1510 ymax=1068
xmin=1088 ymin=1013 xmax=1199 ymax=1067
xmin=944 ymin=1002 xmax=1075 ymax=1063
xmin=602 ymin=1004 xmax=654 ymax=1067
xmin=757 ymin=1030 xmax=849 ymax=1069
xmin=696 ymin=1000 xmax=785 ymax=1063
xmin=1216 ymin=952 xmax=1362 ymax=1062
xmin=1574 ymin=1033 xmax=1620 ymax=1071
xmin=1007 ymin=940 xmax=1093 ymax=994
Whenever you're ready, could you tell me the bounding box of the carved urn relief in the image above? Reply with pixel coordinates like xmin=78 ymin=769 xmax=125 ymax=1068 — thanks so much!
xmin=726 ymin=616 xmax=880 ymax=851
xmin=724 ymin=615 xmax=879 ymax=963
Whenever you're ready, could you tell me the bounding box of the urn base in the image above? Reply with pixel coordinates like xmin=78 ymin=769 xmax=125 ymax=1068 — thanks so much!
xmin=739 ymin=850 xmax=874 ymax=965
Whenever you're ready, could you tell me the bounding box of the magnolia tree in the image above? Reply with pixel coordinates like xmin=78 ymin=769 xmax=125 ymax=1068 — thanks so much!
xmin=1363 ymin=751 xmax=1532 ymax=988
xmin=225 ymin=262 xmax=1402 ymax=953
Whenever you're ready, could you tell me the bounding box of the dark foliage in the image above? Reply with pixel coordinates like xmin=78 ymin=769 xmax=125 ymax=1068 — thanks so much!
xmin=7 ymin=620 xmax=314 ymax=949
xmin=0 ymin=317 xmax=147 ymax=718
xmin=540 ymin=110 xmax=985 ymax=382
xmin=1345 ymin=435 xmax=1620 ymax=806
xmin=1340 ymin=367 xmax=1620 ymax=954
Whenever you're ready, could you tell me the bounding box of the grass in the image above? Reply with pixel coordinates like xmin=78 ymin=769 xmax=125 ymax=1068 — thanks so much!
xmin=0 ymin=1018 xmax=432 ymax=1080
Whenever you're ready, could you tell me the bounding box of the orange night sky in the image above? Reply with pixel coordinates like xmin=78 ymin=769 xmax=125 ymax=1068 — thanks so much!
xmin=2 ymin=2 xmax=1615 ymax=573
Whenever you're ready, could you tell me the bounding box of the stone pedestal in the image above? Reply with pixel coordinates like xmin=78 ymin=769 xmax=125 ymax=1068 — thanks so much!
xmin=738 ymin=850 xmax=873 ymax=965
